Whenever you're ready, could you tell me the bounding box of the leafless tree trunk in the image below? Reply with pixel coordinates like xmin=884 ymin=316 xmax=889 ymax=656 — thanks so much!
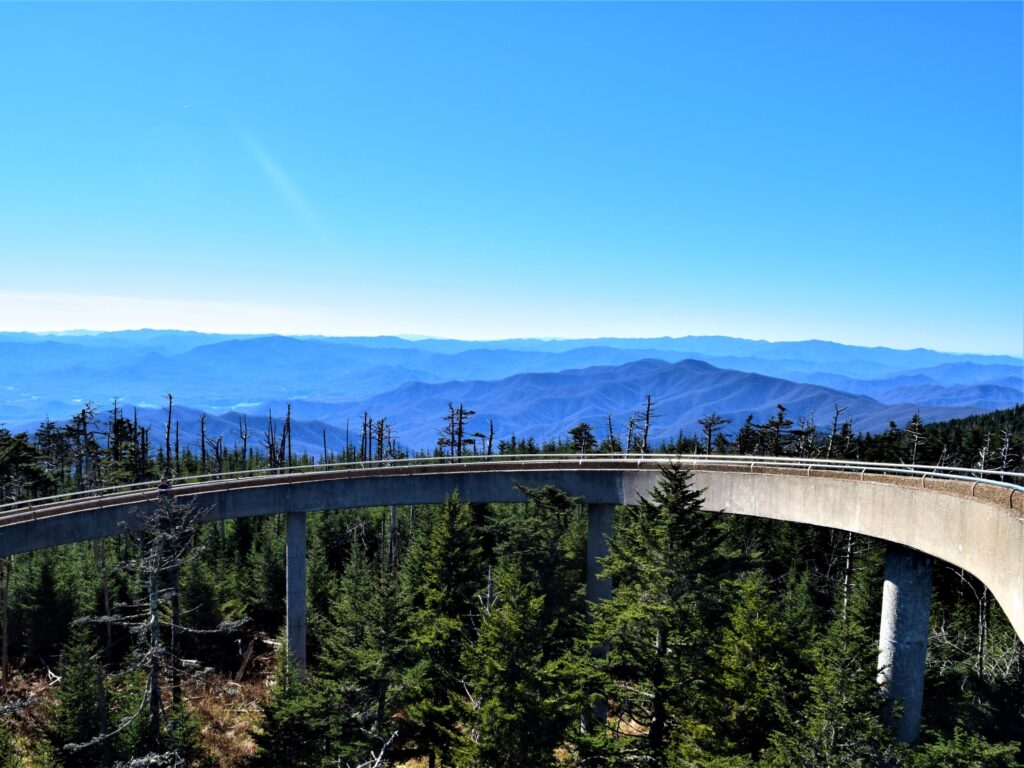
xmin=285 ymin=403 xmax=293 ymax=466
xmin=164 ymin=393 xmax=173 ymax=477
xmin=94 ymin=540 xmax=113 ymax=659
xmin=842 ymin=532 xmax=854 ymax=621
xmin=200 ymin=413 xmax=208 ymax=472
xmin=826 ymin=404 xmax=848 ymax=459
xmin=639 ymin=395 xmax=658 ymax=453
xmin=978 ymin=584 xmax=990 ymax=675
xmin=978 ymin=432 xmax=992 ymax=474
xmin=238 ymin=414 xmax=251 ymax=470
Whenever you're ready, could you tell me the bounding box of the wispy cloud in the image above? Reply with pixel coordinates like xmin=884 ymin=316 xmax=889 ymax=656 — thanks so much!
xmin=240 ymin=132 xmax=322 ymax=235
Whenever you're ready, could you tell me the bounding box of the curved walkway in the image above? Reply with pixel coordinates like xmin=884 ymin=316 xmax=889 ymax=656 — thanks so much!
xmin=2 ymin=454 xmax=1021 ymax=637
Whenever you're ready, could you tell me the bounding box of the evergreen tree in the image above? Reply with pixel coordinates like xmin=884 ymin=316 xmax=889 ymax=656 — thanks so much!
xmin=402 ymin=493 xmax=482 ymax=767
xmin=908 ymin=726 xmax=1022 ymax=767
xmin=252 ymin=656 xmax=325 ymax=768
xmin=590 ymin=463 xmax=731 ymax=763
xmin=489 ymin=486 xmax=588 ymax=657
xmin=763 ymin=616 xmax=902 ymax=768
xmin=459 ymin=560 xmax=561 ymax=768
xmin=49 ymin=625 xmax=107 ymax=767
xmin=713 ymin=571 xmax=793 ymax=758
xmin=317 ymin=542 xmax=405 ymax=766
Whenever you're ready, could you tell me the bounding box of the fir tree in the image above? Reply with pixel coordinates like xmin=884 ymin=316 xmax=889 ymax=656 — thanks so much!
xmin=402 ymin=493 xmax=482 ymax=768
xmin=590 ymin=463 xmax=731 ymax=763
xmin=252 ymin=655 xmax=325 ymax=768
xmin=49 ymin=625 xmax=107 ymax=767
xmin=763 ymin=616 xmax=902 ymax=768
xmin=459 ymin=560 xmax=561 ymax=768
xmin=713 ymin=571 xmax=793 ymax=758
xmin=317 ymin=542 xmax=405 ymax=765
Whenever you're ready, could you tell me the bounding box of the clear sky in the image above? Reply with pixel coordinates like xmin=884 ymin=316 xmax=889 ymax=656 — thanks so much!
xmin=0 ymin=2 xmax=1021 ymax=355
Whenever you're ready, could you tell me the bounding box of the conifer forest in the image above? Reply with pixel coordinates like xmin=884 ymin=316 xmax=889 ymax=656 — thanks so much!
xmin=0 ymin=403 xmax=1021 ymax=766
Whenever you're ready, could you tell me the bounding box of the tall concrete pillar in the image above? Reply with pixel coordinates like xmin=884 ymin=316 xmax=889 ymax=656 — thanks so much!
xmin=586 ymin=503 xmax=615 ymax=613
xmin=586 ymin=503 xmax=615 ymax=727
xmin=877 ymin=543 xmax=932 ymax=743
xmin=286 ymin=511 xmax=307 ymax=675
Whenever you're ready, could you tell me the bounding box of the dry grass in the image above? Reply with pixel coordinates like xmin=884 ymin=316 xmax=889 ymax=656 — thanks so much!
xmin=184 ymin=672 xmax=271 ymax=767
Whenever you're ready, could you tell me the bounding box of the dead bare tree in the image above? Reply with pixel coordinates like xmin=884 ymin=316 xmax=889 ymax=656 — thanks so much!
xmin=264 ymin=410 xmax=279 ymax=468
xmin=69 ymin=493 xmax=239 ymax=760
xmin=624 ymin=414 xmax=636 ymax=455
xmin=826 ymin=404 xmax=849 ymax=459
xmin=638 ymin=395 xmax=659 ymax=454
xmin=697 ymin=412 xmax=730 ymax=454
xmin=163 ymin=394 xmax=173 ymax=477
xmin=199 ymin=414 xmax=208 ymax=473
xmin=438 ymin=403 xmax=477 ymax=458
xmin=238 ymin=414 xmax=252 ymax=469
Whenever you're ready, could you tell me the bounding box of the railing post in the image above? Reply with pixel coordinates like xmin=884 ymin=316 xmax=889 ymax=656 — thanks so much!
xmin=877 ymin=543 xmax=932 ymax=743
xmin=286 ymin=511 xmax=307 ymax=676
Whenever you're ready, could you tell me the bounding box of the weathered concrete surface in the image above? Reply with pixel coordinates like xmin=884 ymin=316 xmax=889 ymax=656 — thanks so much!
xmin=2 ymin=463 xmax=1022 ymax=640
xmin=680 ymin=469 xmax=1024 ymax=643
xmin=586 ymin=503 xmax=615 ymax=610
xmin=286 ymin=511 xmax=307 ymax=675
xmin=877 ymin=543 xmax=933 ymax=743
xmin=586 ymin=503 xmax=615 ymax=726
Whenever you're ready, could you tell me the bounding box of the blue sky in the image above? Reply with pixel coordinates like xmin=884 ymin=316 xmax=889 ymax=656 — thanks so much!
xmin=0 ymin=2 xmax=1020 ymax=355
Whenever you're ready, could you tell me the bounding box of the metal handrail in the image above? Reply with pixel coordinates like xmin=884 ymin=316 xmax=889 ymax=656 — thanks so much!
xmin=1 ymin=453 xmax=1021 ymax=520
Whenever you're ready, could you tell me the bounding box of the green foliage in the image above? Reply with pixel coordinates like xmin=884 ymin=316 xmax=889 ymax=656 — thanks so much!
xmin=763 ymin=616 xmax=902 ymax=768
xmin=459 ymin=560 xmax=561 ymax=768
xmin=48 ymin=625 xmax=106 ymax=767
xmin=5 ymin=402 xmax=1024 ymax=766
xmin=489 ymin=486 xmax=587 ymax=657
xmin=713 ymin=571 xmax=795 ymax=757
xmin=402 ymin=492 xmax=483 ymax=766
xmin=590 ymin=463 xmax=732 ymax=762
xmin=252 ymin=656 xmax=325 ymax=768
xmin=165 ymin=704 xmax=214 ymax=768
xmin=316 ymin=542 xmax=405 ymax=765
xmin=0 ymin=722 xmax=20 ymax=768
xmin=909 ymin=726 xmax=1023 ymax=767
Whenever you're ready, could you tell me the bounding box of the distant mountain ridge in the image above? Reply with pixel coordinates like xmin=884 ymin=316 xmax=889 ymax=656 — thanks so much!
xmin=92 ymin=358 xmax=997 ymax=457
xmin=0 ymin=331 xmax=1019 ymax=450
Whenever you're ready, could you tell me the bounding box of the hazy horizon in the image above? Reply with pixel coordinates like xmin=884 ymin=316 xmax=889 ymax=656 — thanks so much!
xmin=1 ymin=326 xmax=1021 ymax=359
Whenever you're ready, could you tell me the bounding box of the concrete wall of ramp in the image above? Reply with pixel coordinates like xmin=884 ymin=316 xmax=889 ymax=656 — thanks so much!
xmin=1 ymin=463 xmax=1022 ymax=641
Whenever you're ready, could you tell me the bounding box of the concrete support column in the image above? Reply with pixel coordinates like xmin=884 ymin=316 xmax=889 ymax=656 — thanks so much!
xmin=586 ymin=503 xmax=615 ymax=613
xmin=877 ymin=542 xmax=932 ymax=743
xmin=286 ymin=511 xmax=308 ymax=675
xmin=586 ymin=503 xmax=615 ymax=727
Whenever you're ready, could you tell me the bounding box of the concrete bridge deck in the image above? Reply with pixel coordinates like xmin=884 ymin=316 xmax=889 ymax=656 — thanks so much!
xmin=1 ymin=454 xmax=1022 ymax=742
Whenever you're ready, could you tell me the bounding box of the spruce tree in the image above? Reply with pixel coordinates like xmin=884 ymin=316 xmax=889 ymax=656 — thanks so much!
xmin=459 ymin=559 xmax=560 ymax=768
xmin=49 ymin=625 xmax=107 ymax=767
xmin=402 ymin=493 xmax=482 ymax=767
xmin=713 ymin=571 xmax=792 ymax=758
xmin=590 ymin=463 xmax=731 ymax=763
xmin=252 ymin=656 xmax=325 ymax=768
xmin=317 ymin=542 xmax=404 ymax=765
xmin=763 ymin=616 xmax=902 ymax=768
